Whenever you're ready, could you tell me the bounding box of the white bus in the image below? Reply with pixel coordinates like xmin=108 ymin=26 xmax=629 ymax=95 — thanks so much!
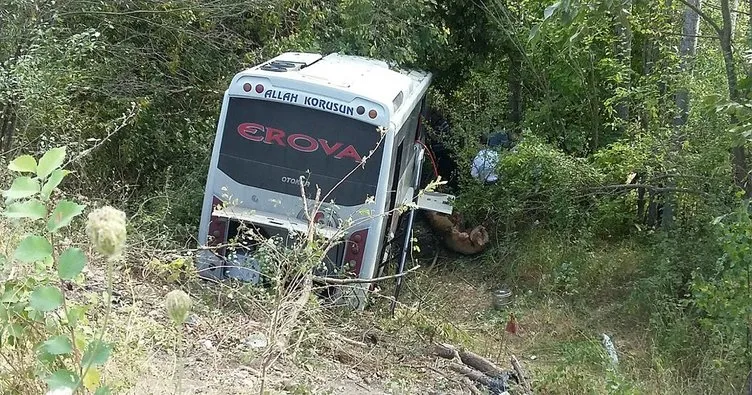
xmin=196 ymin=52 xmax=451 ymax=304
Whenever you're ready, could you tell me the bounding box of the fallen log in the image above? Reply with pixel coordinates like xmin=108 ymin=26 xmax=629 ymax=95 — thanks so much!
xmin=434 ymin=343 xmax=506 ymax=377
xmin=449 ymin=363 xmax=496 ymax=387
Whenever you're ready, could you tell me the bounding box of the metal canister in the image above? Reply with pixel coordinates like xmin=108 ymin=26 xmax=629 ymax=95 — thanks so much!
xmin=492 ymin=287 xmax=513 ymax=310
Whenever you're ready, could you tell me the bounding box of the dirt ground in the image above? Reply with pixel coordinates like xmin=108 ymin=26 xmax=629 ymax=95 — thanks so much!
xmin=87 ymin=236 xmax=506 ymax=395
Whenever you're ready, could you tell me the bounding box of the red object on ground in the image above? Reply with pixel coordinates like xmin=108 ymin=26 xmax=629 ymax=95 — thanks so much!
xmin=505 ymin=312 xmax=519 ymax=335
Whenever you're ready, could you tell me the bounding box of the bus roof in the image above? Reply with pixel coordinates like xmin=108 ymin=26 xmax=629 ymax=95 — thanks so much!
xmin=231 ymin=52 xmax=431 ymax=122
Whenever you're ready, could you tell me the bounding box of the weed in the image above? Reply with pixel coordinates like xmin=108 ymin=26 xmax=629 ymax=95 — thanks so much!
xmin=0 ymin=147 xmax=127 ymax=394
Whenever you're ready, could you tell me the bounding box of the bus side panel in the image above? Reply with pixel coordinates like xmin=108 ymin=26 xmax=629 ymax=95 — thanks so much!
xmin=197 ymin=92 xmax=232 ymax=279
xmin=357 ymin=124 xmax=396 ymax=281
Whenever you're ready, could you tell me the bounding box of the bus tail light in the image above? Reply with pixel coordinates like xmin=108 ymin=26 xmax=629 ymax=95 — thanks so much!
xmin=345 ymin=229 xmax=368 ymax=276
xmin=368 ymin=109 xmax=377 ymax=119
xmin=255 ymin=84 xmax=265 ymax=93
xmin=208 ymin=196 xmax=228 ymax=255
xmin=243 ymin=83 xmax=252 ymax=92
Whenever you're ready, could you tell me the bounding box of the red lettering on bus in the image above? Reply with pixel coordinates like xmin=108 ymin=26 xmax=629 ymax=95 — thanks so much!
xmin=335 ymin=145 xmax=362 ymax=162
xmin=264 ymin=127 xmax=286 ymax=146
xmin=237 ymin=123 xmax=264 ymax=142
xmin=319 ymin=139 xmax=343 ymax=155
xmin=237 ymin=123 xmax=363 ymax=162
xmin=288 ymin=134 xmax=318 ymax=152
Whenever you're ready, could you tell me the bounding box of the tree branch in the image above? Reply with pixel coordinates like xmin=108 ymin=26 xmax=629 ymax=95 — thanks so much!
xmin=585 ymin=183 xmax=709 ymax=196
xmin=677 ymin=0 xmax=723 ymax=37
xmin=312 ymin=265 xmax=420 ymax=285
xmin=511 ymin=355 xmax=532 ymax=394
xmin=64 ymin=102 xmax=139 ymax=167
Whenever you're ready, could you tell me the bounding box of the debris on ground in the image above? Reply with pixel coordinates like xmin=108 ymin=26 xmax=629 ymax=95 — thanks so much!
xmin=424 ymin=211 xmax=490 ymax=255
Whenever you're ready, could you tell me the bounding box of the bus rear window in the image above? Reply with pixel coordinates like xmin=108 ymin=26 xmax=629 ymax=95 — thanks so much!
xmin=217 ymin=97 xmax=384 ymax=207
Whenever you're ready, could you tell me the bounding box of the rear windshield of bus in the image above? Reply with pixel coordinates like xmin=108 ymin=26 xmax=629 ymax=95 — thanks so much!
xmin=217 ymin=97 xmax=385 ymax=207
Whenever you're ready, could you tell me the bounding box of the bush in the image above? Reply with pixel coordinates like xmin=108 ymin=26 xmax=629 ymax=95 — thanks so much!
xmin=453 ymin=133 xmax=603 ymax=234
xmin=0 ymin=147 xmax=126 ymax=394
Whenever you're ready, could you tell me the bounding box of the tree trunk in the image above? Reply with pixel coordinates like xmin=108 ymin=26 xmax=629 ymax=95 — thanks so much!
xmin=719 ymin=0 xmax=752 ymax=197
xmin=674 ymin=0 xmax=701 ymax=127
xmin=614 ymin=0 xmax=633 ymax=129
xmin=663 ymin=0 xmax=702 ymax=227
xmin=0 ymin=103 xmax=17 ymax=153
xmin=508 ymin=54 xmax=522 ymax=133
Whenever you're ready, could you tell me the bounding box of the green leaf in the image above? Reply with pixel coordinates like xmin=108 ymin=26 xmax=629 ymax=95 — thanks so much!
xmin=94 ymin=386 xmax=112 ymax=395
xmin=47 ymin=200 xmax=86 ymax=233
xmin=544 ymin=1 xmax=560 ymax=20
xmin=14 ymin=235 xmax=53 ymax=262
xmin=45 ymin=369 xmax=79 ymax=391
xmin=8 ymin=155 xmax=37 ymax=173
xmin=5 ymin=323 xmax=24 ymax=338
xmin=42 ymin=335 xmax=73 ymax=355
xmin=81 ymin=340 xmax=112 ymax=367
xmin=40 ymin=169 xmax=71 ymax=201
xmin=83 ymin=367 xmax=101 ymax=391
xmin=3 ymin=176 xmax=40 ymax=200
xmin=528 ymin=24 xmax=541 ymax=43
xmin=37 ymin=146 xmax=67 ymax=179
xmin=67 ymin=306 xmax=86 ymax=327
xmin=58 ymin=248 xmax=86 ymax=280
xmin=3 ymin=199 xmax=47 ymax=220
xmin=30 ymin=286 xmax=63 ymax=312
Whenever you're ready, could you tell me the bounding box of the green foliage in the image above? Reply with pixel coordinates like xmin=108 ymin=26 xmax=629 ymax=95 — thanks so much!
xmin=687 ymin=201 xmax=752 ymax=377
xmin=454 ymin=134 xmax=603 ymax=233
xmin=0 ymin=147 xmax=118 ymax=393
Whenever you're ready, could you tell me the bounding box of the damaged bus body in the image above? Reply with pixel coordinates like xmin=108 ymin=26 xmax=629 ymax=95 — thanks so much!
xmin=196 ymin=52 xmax=451 ymax=306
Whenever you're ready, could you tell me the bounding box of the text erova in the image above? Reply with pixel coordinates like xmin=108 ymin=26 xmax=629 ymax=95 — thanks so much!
xmin=237 ymin=122 xmax=363 ymax=162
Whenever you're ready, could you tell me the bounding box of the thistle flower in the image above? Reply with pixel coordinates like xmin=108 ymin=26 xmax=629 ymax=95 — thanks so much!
xmin=85 ymin=206 xmax=127 ymax=258
xmin=165 ymin=289 xmax=192 ymax=325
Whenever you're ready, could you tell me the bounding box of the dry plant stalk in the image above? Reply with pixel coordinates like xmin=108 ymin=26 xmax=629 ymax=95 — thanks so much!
xmin=511 ymin=354 xmax=531 ymax=394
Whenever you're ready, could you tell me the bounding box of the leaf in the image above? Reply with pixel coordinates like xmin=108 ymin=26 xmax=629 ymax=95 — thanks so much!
xmin=94 ymin=386 xmax=112 ymax=395
xmin=37 ymin=146 xmax=67 ymax=179
xmin=5 ymin=323 xmax=24 ymax=338
xmin=42 ymin=335 xmax=73 ymax=355
xmin=40 ymin=169 xmax=71 ymax=201
xmin=8 ymin=155 xmax=37 ymax=173
xmin=3 ymin=176 xmax=40 ymax=200
xmin=81 ymin=340 xmax=112 ymax=367
xmin=45 ymin=369 xmax=79 ymax=391
xmin=58 ymin=248 xmax=86 ymax=280
xmin=67 ymin=306 xmax=86 ymax=327
xmin=83 ymin=367 xmax=101 ymax=391
xmin=3 ymin=199 xmax=47 ymax=220
xmin=30 ymin=286 xmax=64 ymax=312
xmin=544 ymin=1 xmax=560 ymax=20
xmin=14 ymin=235 xmax=53 ymax=262
xmin=47 ymin=200 xmax=86 ymax=233
xmin=528 ymin=24 xmax=541 ymax=43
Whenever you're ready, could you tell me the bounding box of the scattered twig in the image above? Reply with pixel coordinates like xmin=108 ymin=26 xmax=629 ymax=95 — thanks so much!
xmin=312 ymin=265 xmax=421 ymax=285
xmin=330 ymin=332 xmax=368 ymax=348
xmin=511 ymin=354 xmax=531 ymax=394
xmin=425 ymin=365 xmax=482 ymax=395
xmin=64 ymin=102 xmax=139 ymax=167
xmin=462 ymin=377 xmax=483 ymax=395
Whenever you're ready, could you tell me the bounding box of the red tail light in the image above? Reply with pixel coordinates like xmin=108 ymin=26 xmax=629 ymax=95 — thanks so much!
xmin=208 ymin=196 xmax=228 ymax=255
xmin=345 ymin=229 xmax=368 ymax=276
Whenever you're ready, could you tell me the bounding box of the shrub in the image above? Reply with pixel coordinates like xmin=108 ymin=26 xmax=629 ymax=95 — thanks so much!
xmin=453 ymin=133 xmax=603 ymax=234
xmin=0 ymin=147 xmax=125 ymax=394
